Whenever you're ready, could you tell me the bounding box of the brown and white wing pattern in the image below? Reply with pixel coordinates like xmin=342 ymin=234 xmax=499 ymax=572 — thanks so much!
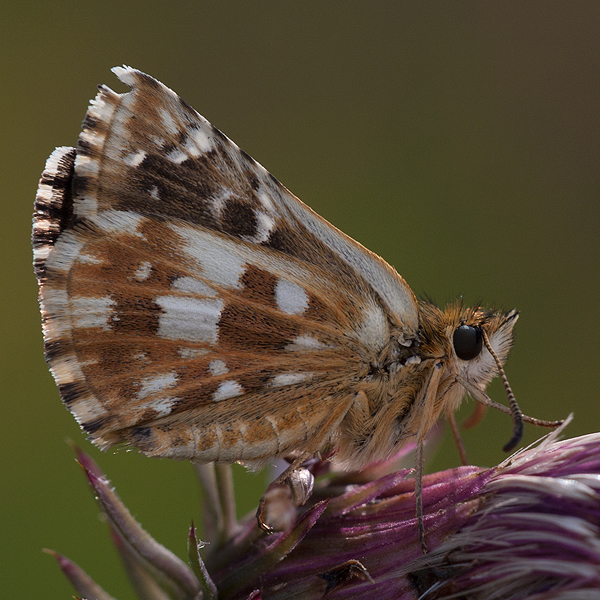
xmin=33 ymin=67 xmax=419 ymax=466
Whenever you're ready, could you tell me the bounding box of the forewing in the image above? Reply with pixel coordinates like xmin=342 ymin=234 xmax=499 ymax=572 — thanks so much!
xmin=33 ymin=67 xmax=419 ymax=463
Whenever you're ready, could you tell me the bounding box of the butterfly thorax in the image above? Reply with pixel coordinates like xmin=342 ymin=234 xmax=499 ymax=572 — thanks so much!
xmin=336 ymin=300 xmax=517 ymax=468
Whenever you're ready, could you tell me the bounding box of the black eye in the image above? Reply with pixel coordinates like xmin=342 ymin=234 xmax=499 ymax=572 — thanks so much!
xmin=453 ymin=325 xmax=483 ymax=361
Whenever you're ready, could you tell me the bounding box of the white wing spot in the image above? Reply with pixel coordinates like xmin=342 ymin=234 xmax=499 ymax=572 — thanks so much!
xmin=165 ymin=148 xmax=188 ymax=164
xmin=187 ymin=127 xmax=212 ymax=155
xmin=137 ymin=372 xmax=178 ymax=400
xmin=134 ymin=261 xmax=152 ymax=281
xmin=77 ymin=252 xmax=104 ymax=265
xmin=275 ymin=278 xmax=309 ymax=315
xmin=158 ymin=107 xmax=179 ymax=135
xmin=209 ymin=359 xmax=229 ymax=376
xmin=156 ymin=296 xmax=223 ymax=343
xmin=124 ymin=150 xmax=147 ymax=167
xmin=286 ymin=334 xmax=329 ymax=351
xmin=244 ymin=210 xmax=275 ymax=244
xmin=271 ymin=373 xmax=313 ymax=387
xmin=171 ymin=276 xmax=217 ymax=297
xmin=149 ymin=186 xmax=160 ymax=200
xmin=258 ymin=190 xmax=275 ymax=211
xmin=207 ymin=188 xmax=234 ymax=220
xmin=173 ymin=224 xmax=246 ymax=289
xmin=140 ymin=396 xmax=176 ymax=418
xmin=71 ymin=296 xmax=115 ymax=330
xmin=213 ymin=380 xmax=243 ymax=402
xmin=355 ymin=302 xmax=389 ymax=351
xmin=95 ymin=210 xmax=145 ymax=238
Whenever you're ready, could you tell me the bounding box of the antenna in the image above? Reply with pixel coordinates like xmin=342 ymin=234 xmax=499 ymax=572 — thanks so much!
xmin=481 ymin=330 xmax=523 ymax=451
xmin=456 ymin=333 xmax=564 ymax=453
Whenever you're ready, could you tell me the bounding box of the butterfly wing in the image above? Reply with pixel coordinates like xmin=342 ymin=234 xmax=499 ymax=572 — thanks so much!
xmin=33 ymin=67 xmax=419 ymax=465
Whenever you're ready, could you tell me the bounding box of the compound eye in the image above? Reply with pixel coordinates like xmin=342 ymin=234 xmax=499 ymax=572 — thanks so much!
xmin=453 ymin=325 xmax=483 ymax=361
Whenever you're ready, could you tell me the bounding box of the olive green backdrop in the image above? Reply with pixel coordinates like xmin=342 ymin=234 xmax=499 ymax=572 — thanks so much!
xmin=2 ymin=2 xmax=599 ymax=598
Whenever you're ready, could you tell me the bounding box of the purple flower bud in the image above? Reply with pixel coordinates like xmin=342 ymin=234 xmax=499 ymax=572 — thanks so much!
xmin=48 ymin=423 xmax=600 ymax=599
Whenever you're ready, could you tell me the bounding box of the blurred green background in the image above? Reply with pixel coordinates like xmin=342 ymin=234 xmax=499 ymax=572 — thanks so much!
xmin=2 ymin=2 xmax=599 ymax=598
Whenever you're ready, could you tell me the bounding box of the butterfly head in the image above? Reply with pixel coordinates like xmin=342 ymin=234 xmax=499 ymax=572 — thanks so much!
xmin=416 ymin=300 xmax=519 ymax=414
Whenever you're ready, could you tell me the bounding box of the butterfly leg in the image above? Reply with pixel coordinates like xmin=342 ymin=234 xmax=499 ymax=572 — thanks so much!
xmin=256 ymin=453 xmax=315 ymax=532
xmin=318 ymin=559 xmax=374 ymax=595
xmin=194 ymin=462 xmax=238 ymax=545
xmin=256 ymin=391 xmax=357 ymax=532
xmin=447 ymin=411 xmax=469 ymax=466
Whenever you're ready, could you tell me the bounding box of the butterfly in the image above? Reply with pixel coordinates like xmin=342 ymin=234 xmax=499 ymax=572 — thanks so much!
xmin=33 ymin=67 xmax=561 ymax=550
